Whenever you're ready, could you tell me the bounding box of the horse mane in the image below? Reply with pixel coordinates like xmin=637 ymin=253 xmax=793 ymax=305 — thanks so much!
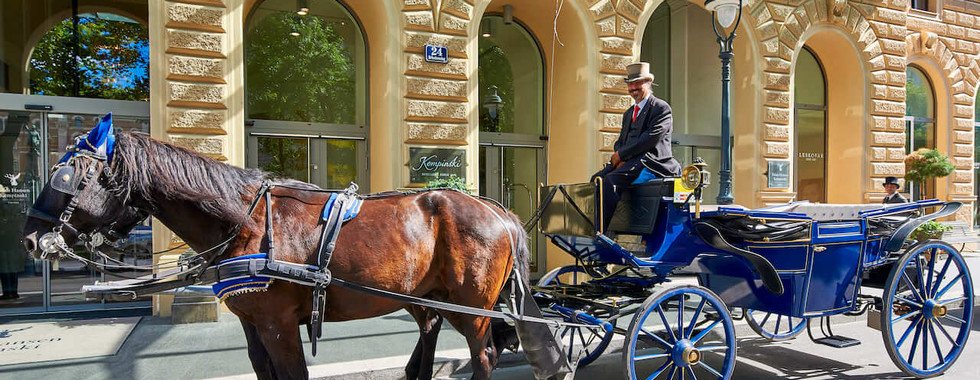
xmin=109 ymin=133 xmax=285 ymax=224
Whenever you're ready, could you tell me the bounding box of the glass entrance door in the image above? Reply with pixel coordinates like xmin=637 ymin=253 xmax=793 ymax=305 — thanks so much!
xmin=479 ymin=138 xmax=545 ymax=276
xmin=246 ymin=121 xmax=367 ymax=190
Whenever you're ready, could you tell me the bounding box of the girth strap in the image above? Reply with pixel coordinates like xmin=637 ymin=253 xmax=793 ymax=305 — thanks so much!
xmin=309 ymin=186 xmax=358 ymax=356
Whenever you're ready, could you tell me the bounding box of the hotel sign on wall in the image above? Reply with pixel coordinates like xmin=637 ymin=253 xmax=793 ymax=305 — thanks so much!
xmin=768 ymin=160 xmax=790 ymax=189
xmin=409 ymin=147 xmax=465 ymax=185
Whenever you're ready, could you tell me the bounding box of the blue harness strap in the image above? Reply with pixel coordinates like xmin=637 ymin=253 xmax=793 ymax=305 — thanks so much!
xmin=322 ymin=193 xmax=363 ymax=222
xmin=212 ymin=253 xmax=273 ymax=300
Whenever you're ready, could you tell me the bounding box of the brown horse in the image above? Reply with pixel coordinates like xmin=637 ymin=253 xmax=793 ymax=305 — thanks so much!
xmin=22 ymin=132 xmax=536 ymax=380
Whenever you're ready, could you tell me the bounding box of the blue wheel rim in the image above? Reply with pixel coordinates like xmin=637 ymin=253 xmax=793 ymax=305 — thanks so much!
xmin=882 ymin=242 xmax=974 ymax=377
xmin=627 ymin=286 xmax=736 ymax=380
xmin=537 ymin=265 xmax=614 ymax=367
xmin=745 ymin=309 xmax=806 ymax=341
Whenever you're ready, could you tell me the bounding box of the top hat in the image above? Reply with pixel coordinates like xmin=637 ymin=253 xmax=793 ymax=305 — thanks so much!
xmin=883 ymin=176 xmax=900 ymax=187
xmin=624 ymin=62 xmax=655 ymax=83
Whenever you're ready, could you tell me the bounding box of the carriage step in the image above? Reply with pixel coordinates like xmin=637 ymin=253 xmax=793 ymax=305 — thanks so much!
xmin=813 ymin=335 xmax=860 ymax=348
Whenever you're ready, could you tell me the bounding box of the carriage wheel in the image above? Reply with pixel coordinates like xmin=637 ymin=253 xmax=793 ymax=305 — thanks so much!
xmin=536 ymin=265 xmax=614 ymax=368
xmin=880 ymin=240 xmax=974 ymax=378
xmin=624 ymin=285 xmax=736 ymax=380
xmin=744 ymin=309 xmax=807 ymax=341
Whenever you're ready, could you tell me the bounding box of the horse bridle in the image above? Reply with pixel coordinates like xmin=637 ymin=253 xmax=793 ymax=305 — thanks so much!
xmin=27 ymin=145 xmax=142 ymax=259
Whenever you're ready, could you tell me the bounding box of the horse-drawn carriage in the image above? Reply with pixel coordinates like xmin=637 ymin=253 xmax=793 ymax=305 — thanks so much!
xmin=529 ymin=161 xmax=975 ymax=379
xmin=21 ymin=116 xmax=974 ymax=380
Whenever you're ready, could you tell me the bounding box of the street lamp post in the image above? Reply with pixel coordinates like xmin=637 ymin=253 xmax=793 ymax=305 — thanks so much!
xmin=483 ymin=85 xmax=503 ymax=132
xmin=705 ymin=0 xmax=745 ymax=205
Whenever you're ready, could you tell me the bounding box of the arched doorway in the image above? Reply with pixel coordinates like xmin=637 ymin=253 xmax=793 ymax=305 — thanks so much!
xmin=1 ymin=3 xmax=152 ymax=315
xmin=794 ymin=47 xmax=827 ymax=203
xmin=477 ymin=15 xmax=546 ymax=273
xmin=905 ymin=65 xmax=937 ymax=200
xmin=244 ymin=0 xmax=368 ymax=190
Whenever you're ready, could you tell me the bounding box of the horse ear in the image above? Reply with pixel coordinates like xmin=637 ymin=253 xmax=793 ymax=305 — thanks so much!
xmin=81 ymin=113 xmax=116 ymax=161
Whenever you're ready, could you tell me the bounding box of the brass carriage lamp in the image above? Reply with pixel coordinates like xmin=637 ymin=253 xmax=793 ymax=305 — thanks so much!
xmin=704 ymin=0 xmax=746 ymax=205
xmin=483 ymin=85 xmax=504 ymax=132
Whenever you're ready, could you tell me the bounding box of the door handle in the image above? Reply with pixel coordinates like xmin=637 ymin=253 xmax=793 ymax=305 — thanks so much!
xmin=813 ymin=246 xmax=827 ymax=252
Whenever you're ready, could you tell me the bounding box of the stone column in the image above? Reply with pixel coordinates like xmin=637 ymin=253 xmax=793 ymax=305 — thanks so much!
xmin=148 ymin=0 xmax=244 ymax=317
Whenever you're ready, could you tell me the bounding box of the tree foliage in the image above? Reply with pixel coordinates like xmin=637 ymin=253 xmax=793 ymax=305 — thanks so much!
xmin=904 ymin=148 xmax=954 ymax=186
xmin=29 ymin=15 xmax=149 ymax=100
xmin=478 ymin=43 xmax=514 ymax=133
xmin=246 ymin=13 xmax=356 ymax=123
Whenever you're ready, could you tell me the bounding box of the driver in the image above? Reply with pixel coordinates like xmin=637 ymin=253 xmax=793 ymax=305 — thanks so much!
xmin=591 ymin=62 xmax=680 ymax=232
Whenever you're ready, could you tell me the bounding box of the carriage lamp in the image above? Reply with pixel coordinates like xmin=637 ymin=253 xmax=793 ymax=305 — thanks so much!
xmin=483 ymin=85 xmax=504 ymax=132
xmin=705 ymin=0 xmax=746 ymax=205
xmin=297 ymin=0 xmax=309 ymax=15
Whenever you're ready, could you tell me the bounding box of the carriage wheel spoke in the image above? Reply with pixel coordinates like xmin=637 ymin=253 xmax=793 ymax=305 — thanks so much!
xmin=699 ymin=361 xmax=723 ymax=378
xmin=925 ymin=249 xmax=937 ymax=297
xmin=666 ymin=365 xmax=677 ymax=380
xmin=907 ymin=319 xmax=924 ymax=363
xmin=685 ymin=366 xmax=696 ymax=380
xmin=896 ymin=315 xmax=922 ymax=348
xmin=657 ymin=304 xmax=678 ymax=343
xmin=939 ymin=296 xmax=968 ymax=306
xmin=933 ymin=320 xmax=959 ymax=347
xmin=928 ymin=322 xmax=946 ymax=366
xmin=641 ymin=328 xmax=674 ymax=349
xmin=901 ymin=272 xmax=924 ymax=303
xmin=635 ymin=352 xmax=671 ymax=361
xmin=935 ymin=273 xmax=965 ymax=299
xmin=922 ymin=320 xmax=929 ymax=370
xmin=774 ymin=314 xmax=782 ymax=334
xmin=697 ymin=345 xmax=729 ymax=352
xmin=691 ymin=319 xmax=723 ymax=344
xmin=677 ymin=296 xmax=685 ymax=341
xmin=892 ymin=309 xmax=922 ymax=324
xmin=931 ymin=257 xmax=953 ymax=298
xmin=685 ymin=299 xmax=707 ymax=339
xmin=895 ymin=296 xmax=923 ymax=309
xmin=941 ymin=314 xmax=967 ymax=325
xmin=758 ymin=312 xmax=771 ymax=328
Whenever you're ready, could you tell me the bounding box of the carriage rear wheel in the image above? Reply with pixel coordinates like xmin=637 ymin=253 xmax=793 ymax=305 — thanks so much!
xmin=536 ymin=265 xmax=614 ymax=368
xmin=624 ymin=284 xmax=736 ymax=380
xmin=880 ymin=240 xmax=974 ymax=378
xmin=744 ymin=309 xmax=807 ymax=341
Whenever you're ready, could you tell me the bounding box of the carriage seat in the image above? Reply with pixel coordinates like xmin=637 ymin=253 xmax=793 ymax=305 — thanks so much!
xmin=760 ymin=203 xmax=884 ymax=221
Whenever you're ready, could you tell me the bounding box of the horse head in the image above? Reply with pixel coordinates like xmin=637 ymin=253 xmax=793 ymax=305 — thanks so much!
xmin=22 ymin=113 xmax=146 ymax=260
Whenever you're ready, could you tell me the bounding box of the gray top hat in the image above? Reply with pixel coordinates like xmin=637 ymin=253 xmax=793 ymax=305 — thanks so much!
xmin=883 ymin=176 xmax=900 ymax=187
xmin=624 ymin=62 xmax=655 ymax=83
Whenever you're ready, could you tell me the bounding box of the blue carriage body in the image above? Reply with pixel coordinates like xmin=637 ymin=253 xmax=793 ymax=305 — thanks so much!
xmin=541 ymin=179 xmax=948 ymax=319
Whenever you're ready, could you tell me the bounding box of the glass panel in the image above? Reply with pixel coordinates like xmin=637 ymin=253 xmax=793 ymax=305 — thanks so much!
xmin=796 ymin=109 xmax=826 ymax=203
xmin=912 ymin=121 xmax=936 ymax=151
xmin=906 ymin=66 xmax=935 ymax=118
xmin=501 ymin=147 xmax=540 ymax=272
xmin=246 ymin=0 xmax=365 ymax=124
xmin=693 ymin=147 xmax=721 ymax=205
xmin=794 ymin=48 xmax=825 ymax=107
xmin=323 ymin=139 xmax=357 ymax=189
xmin=257 ymin=136 xmax=310 ymax=182
xmin=0 ymin=111 xmax=43 ymax=309
xmin=639 ymin=2 xmax=671 ymax=102
xmin=1 ymin=2 xmax=150 ymax=99
xmin=478 ymin=17 xmax=544 ymax=135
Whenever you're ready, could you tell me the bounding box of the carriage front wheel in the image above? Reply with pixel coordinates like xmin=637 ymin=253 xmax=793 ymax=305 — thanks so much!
xmin=744 ymin=309 xmax=807 ymax=341
xmin=623 ymin=284 xmax=736 ymax=380
xmin=536 ymin=265 xmax=614 ymax=368
xmin=880 ymin=240 xmax=974 ymax=378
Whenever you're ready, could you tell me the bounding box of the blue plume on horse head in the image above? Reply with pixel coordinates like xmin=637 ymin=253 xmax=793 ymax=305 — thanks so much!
xmin=59 ymin=113 xmax=116 ymax=164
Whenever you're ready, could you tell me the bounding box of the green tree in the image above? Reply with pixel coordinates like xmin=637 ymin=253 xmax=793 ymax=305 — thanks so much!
xmin=478 ymin=43 xmax=515 ymax=133
xmin=246 ymin=13 xmax=355 ymax=123
xmin=29 ymin=15 xmax=149 ymax=100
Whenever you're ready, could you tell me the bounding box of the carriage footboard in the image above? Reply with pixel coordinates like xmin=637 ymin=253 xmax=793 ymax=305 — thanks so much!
xmin=693 ymin=222 xmax=784 ymax=295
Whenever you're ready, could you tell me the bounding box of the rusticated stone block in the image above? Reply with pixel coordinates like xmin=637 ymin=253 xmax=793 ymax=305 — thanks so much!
xmin=168 ymin=31 xmax=222 ymax=52
xmin=954 ymin=104 xmax=973 ymax=117
xmin=602 ymin=94 xmax=632 ymax=111
xmin=602 ymin=74 xmax=627 ymax=92
xmin=750 ymin=2 xmax=772 ymax=26
xmin=953 ymin=170 xmax=972 ymax=182
xmin=590 ymin=0 xmax=615 ymax=19
xmin=764 ymin=72 xmax=790 ymax=91
xmin=169 ymin=56 xmax=222 ymax=79
xmin=764 ymin=57 xmax=791 ymax=73
xmin=617 ymin=16 xmax=636 ymax=37
xmin=954 ymin=143 xmax=973 ymax=156
xmin=869 ymin=56 xmax=886 ymax=71
xmin=170 ymin=111 xmax=224 ymax=130
xmin=168 ymin=4 xmax=223 ymax=28
xmin=880 ymin=38 xmax=906 ymax=56
xmin=765 ymin=141 xmax=790 ymax=157
xmin=170 ymin=83 xmax=223 ymax=103
xmin=407 ymin=55 xmax=466 ymax=77
xmin=764 ymin=124 xmax=789 ymax=140
xmin=953 ymin=183 xmax=973 ymax=194
xmin=603 ymin=113 xmax=621 ymax=130
xmin=872 ymin=116 xmax=888 ymax=130
xmin=873 ymin=99 xmax=905 ymax=115
xmin=407 ymin=123 xmax=467 ymax=141
xmin=404 ymin=0 xmax=429 ymax=7
xmin=764 ymin=106 xmax=790 ymax=124
xmin=888 ymin=117 xmax=906 ymax=131
xmin=171 ymin=136 xmax=224 ymax=155
xmin=758 ymin=21 xmax=778 ymax=40
xmin=405 ymin=11 xmax=434 ymax=30
xmin=762 ymin=38 xmax=780 ymax=55
xmin=873 ymin=84 xmax=888 ymax=98
xmin=442 ymin=0 xmax=472 ymax=18
xmin=597 ymin=17 xmax=616 ymax=36
xmin=440 ymin=13 xmax=467 ymax=33
xmin=600 ymin=37 xmax=632 ymax=53
xmin=405 ymin=33 xmax=466 ymax=54
xmin=619 ymin=0 xmax=641 ymax=21
xmin=872 ymin=147 xmax=887 ymax=160
xmin=764 ymin=90 xmax=790 ymax=107
xmin=955 ymin=157 xmax=974 ymax=170
xmin=872 ymin=162 xmax=905 ymax=175
xmin=601 ymin=131 xmax=618 ymax=149
xmin=600 ymin=54 xmax=632 ymax=73
xmin=768 ymin=4 xmax=795 ymax=22
xmin=884 ymin=54 xmax=905 ymax=70
xmin=406 ymin=99 xmax=466 ymax=120
xmin=873 ymin=131 xmax=905 ymax=146
xmin=888 ymin=148 xmax=907 ymax=160
xmin=956 ymin=118 xmax=974 ymax=130
xmin=407 ymin=78 xmax=466 ymax=98
xmin=876 ymin=8 xmax=906 ymax=25
xmin=955 ymin=130 xmax=973 ymax=143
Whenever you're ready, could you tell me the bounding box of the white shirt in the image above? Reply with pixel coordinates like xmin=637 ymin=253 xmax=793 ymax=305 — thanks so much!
xmin=633 ymin=96 xmax=650 ymax=115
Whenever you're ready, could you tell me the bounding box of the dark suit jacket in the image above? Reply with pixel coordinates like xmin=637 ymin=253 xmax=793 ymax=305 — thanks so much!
xmin=615 ymin=95 xmax=681 ymax=177
xmin=882 ymin=192 xmax=909 ymax=204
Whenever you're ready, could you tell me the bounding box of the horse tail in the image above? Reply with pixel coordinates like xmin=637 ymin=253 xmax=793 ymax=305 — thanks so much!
xmin=508 ymin=212 xmax=531 ymax=287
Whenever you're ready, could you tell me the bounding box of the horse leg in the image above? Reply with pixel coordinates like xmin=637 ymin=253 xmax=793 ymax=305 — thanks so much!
xmin=241 ymin=319 xmax=277 ymax=380
xmin=251 ymin=317 xmax=309 ymax=380
xmin=405 ymin=305 xmax=444 ymax=380
xmin=443 ymin=313 xmax=496 ymax=380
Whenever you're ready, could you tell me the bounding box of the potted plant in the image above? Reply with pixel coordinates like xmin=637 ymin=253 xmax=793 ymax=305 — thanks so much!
xmin=903 ymin=148 xmax=955 ymax=200
xmin=426 ymin=175 xmax=471 ymax=194
xmin=911 ymin=220 xmax=951 ymax=241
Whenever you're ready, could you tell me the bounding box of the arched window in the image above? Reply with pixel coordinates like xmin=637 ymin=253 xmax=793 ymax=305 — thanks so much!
xmin=906 ymin=65 xmax=936 ymax=200
xmin=794 ymin=47 xmax=827 ymax=203
xmin=29 ymin=12 xmax=149 ymax=100
xmin=244 ymin=0 xmax=367 ymax=190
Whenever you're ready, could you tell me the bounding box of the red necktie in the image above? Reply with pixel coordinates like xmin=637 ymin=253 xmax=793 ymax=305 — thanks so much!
xmin=632 ymin=105 xmax=639 ymax=122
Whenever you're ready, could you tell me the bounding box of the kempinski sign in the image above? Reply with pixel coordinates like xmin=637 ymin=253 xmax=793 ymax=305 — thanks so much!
xmin=409 ymin=147 xmax=465 ymax=185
